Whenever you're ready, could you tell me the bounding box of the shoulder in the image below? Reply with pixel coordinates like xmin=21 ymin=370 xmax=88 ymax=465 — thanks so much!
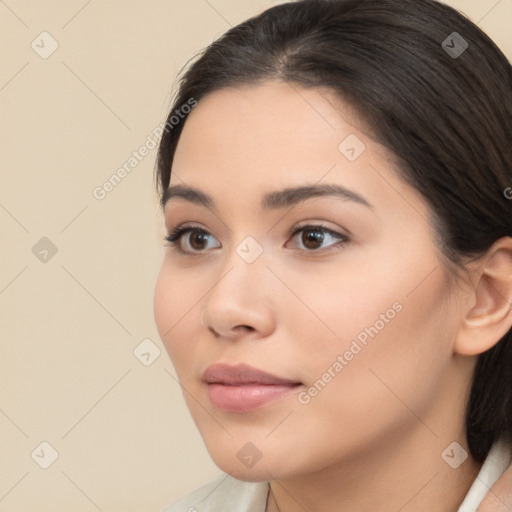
xmin=159 ymin=473 xmax=270 ymax=512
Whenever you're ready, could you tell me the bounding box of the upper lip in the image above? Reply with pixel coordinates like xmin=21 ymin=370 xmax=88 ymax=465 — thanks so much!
xmin=202 ymin=363 xmax=301 ymax=386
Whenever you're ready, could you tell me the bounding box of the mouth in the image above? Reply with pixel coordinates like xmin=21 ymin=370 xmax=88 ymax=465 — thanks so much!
xmin=202 ymin=363 xmax=303 ymax=413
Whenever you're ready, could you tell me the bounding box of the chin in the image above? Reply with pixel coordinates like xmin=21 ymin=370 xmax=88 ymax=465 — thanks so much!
xmin=227 ymin=467 xmax=272 ymax=482
xmin=205 ymin=442 xmax=304 ymax=482
xmin=205 ymin=445 xmax=267 ymax=481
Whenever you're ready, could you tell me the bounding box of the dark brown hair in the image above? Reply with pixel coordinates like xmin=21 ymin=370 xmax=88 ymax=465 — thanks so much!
xmin=155 ymin=0 xmax=512 ymax=461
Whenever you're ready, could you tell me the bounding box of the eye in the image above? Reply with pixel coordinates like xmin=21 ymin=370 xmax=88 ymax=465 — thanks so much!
xmin=164 ymin=225 xmax=220 ymax=253
xmin=287 ymin=223 xmax=349 ymax=252
xmin=164 ymin=223 xmax=349 ymax=254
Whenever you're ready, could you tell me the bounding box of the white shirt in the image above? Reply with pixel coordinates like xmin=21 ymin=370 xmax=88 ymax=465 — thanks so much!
xmin=161 ymin=436 xmax=512 ymax=512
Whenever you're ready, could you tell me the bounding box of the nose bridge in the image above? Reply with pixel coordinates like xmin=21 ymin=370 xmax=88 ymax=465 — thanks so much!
xmin=210 ymin=233 xmax=269 ymax=304
xmin=201 ymin=233 xmax=276 ymax=336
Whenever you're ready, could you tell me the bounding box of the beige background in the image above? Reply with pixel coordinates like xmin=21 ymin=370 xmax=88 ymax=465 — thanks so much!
xmin=1 ymin=1 xmax=511 ymax=511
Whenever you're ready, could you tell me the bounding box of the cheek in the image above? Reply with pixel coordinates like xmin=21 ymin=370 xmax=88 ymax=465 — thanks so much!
xmin=297 ymin=266 xmax=454 ymax=432
xmin=153 ymin=263 xmax=202 ymax=370
xmin=271 ymin=253 xmax=405 ymax=361
xmin=153 ymin=266 xmax=173 ymax=348
xmin=284 ymin=245 xmax=454 ymax=408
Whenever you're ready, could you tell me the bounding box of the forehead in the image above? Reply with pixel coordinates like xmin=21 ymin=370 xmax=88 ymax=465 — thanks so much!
xmin=167 ymin=81 xmax=428 ymax=224
xmin=176 ymin=81 xmax=370 ymax=151
xmin=171 ymin=82 xmax=373 ymax=182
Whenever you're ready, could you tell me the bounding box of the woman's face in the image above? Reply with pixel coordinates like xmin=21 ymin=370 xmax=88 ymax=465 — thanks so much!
xmin=154 ymin=81 xmax=472 ymax=481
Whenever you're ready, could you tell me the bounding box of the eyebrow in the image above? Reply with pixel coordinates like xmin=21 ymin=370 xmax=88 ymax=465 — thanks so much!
xmin=161 ymin=183 xmax=374 ymax=211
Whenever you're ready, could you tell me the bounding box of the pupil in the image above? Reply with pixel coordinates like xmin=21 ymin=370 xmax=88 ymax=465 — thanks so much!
xmin=303 ymin=229 xmax=323 ymax=249
xmin=191 ymin=232 xmax=207 ymax=249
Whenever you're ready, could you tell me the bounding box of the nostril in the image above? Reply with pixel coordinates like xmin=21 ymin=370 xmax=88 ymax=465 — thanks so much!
xmin=230 ymin=325 xmax=254 ymax=337
xmin=206 ymin=325 xmax=254 ymax=338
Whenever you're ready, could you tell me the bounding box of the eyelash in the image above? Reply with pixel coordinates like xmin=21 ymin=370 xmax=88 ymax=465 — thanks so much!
xmin=164 ymin=223 xmax=350 ymax=255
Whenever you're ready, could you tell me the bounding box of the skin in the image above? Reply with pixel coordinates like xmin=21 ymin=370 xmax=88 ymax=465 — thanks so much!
xmin=153 ymin=81 xmax=512 ymax=512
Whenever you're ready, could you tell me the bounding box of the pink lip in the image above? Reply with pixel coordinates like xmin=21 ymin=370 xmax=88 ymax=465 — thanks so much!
xmin=203 ymin=363 xmax=302 ymax=413
xmin=202 ymin=363 xmax=300 ymax=386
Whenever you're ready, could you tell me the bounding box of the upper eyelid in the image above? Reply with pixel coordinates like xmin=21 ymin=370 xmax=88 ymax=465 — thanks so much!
xmin=167 ymin=222 xmax=347 ymax=237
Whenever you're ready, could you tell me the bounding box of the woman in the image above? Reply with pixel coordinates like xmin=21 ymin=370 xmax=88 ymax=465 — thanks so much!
xmin=153 ymin=0 xmax=512 ymax=510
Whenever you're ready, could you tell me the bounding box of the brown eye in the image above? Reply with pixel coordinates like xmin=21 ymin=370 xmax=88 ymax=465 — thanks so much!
xmin=288 ymin=224 xmax=349 ymax=252
xmin=301 ymin=229 xmax=325 ymax=250
xmin=164 ymin=223 xmax=349 ymax=255
xmin=188 ymin=231 xmax=210 ymax=250
xmin=165 ymin=227 xmax=220 ymax=253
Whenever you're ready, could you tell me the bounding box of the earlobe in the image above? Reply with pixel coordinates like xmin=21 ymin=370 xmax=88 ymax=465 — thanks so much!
xmin=454 ymin=237 xmax=512 ymax=357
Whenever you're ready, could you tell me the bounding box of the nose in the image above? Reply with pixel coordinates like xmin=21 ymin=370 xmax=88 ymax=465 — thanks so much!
xmin=200 ymin=252 xmax=277 ymax=341
xmin=201 ymin=309 xmax=255 ymax=336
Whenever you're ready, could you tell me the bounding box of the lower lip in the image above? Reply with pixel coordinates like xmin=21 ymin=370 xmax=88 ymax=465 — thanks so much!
xmin=207 ymin=383 xmax=301 ymax=413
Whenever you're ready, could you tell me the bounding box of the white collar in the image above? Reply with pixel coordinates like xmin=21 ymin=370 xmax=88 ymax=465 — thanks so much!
xmin=457 ymin=435 xmax=512 ymax=511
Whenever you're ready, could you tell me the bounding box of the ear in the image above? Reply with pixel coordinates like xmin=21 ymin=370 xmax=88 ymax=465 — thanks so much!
xmin=454 ymin=236 xmax=512 ymax=356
